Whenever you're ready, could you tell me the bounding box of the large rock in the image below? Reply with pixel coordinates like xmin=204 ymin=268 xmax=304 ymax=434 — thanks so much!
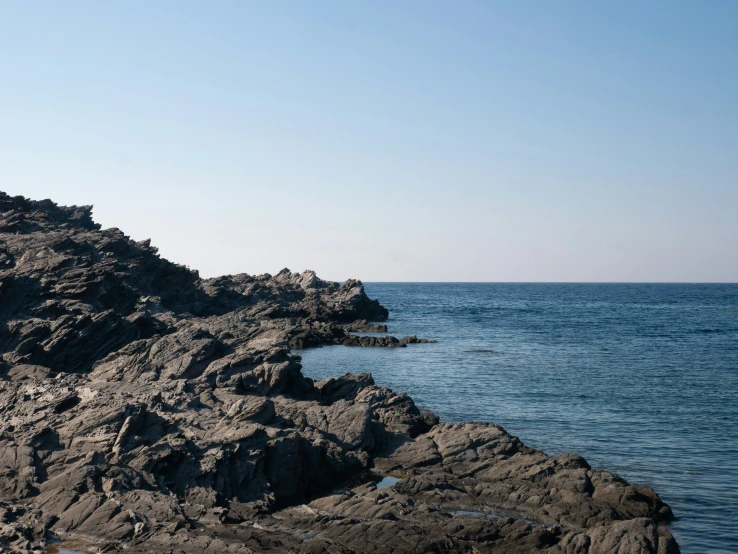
xmin=0 ymin=192 xmax=678 ymax=553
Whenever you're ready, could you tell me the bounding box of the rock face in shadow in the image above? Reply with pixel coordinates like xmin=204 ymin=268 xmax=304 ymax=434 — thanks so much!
xmin=0 ymin=192 xmax=678 ymax=553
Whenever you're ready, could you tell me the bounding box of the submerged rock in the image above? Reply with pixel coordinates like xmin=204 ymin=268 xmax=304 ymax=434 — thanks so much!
xmin=0 ymin=192 xmax=678 ymax=553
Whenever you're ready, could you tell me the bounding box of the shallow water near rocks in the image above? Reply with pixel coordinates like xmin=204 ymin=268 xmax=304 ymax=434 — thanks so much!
xmin=375 ymin=475 xmax=402 ymax=489
xmin=45 ymin=532 xmax=103 ymax=553
xmin=299 ymin=283 xmax=738 ymax=554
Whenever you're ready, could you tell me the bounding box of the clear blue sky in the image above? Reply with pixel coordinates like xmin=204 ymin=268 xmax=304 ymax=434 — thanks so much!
xmin=1 ymin=1 xmax=736 ymax=282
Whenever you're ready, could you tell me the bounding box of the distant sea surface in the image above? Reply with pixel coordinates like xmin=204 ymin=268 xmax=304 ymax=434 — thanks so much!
xmin=298 ymin=283 xmax=738 ymax=554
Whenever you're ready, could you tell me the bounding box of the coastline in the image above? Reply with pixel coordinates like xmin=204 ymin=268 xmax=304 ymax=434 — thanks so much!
xmin=0 ymin=193 xmax=678 ymax=553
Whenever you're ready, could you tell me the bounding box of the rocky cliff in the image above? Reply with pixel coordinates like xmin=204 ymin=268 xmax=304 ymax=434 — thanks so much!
xmin=0 ymin=192 xmax=678 ymax=553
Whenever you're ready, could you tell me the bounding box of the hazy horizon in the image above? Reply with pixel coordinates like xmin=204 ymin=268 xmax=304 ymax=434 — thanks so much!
xmin=2 ymin=1 xmax=737 ymax=283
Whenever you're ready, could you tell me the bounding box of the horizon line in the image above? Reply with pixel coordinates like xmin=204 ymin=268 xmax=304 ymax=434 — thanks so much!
xmin=357 ymin=281 xmax=738 ymax=285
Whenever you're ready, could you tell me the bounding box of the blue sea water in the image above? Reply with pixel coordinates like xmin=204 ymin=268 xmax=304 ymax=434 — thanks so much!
xmin=298 ymin=283 xmax=738 ymax=553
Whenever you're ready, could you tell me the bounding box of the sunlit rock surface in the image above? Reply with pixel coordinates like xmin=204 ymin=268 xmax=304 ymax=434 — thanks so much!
xmin=0 ymin=193 xmax=677 ymax=553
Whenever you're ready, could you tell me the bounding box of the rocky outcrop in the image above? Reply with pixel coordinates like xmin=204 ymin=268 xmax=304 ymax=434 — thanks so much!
xmin=344 ymin=320 xmax=388 ymax=333
xmin=0 ymin=193 xmax=678 ymax=553
xmin=340 ymin=334 xmax=437 ymax=347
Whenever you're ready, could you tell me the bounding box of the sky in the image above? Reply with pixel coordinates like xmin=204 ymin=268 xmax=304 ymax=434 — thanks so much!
xmin=1 ymin=1 xmax=736 ymax=282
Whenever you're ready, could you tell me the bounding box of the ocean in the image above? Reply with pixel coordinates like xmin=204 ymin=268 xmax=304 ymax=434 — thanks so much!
xmin=298 ymin=283 xmax=738 ymax=553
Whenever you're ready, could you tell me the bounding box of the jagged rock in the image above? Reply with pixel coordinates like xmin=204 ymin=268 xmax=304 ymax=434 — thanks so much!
xmin=344 ymin=319 xmax=388 ymax=333
xmin=0 ymin=192 xmax=678 ymax=553
xmin=341 ymin=334 xmax=437 ymax=347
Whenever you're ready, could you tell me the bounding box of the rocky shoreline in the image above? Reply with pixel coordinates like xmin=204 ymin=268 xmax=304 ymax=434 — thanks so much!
xmin=0 ymin=193 xmax=678 ymax=553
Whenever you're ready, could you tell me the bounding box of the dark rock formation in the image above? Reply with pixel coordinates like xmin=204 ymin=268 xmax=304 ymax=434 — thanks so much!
xmin=341 ymin=334 xmax=437 ymax=347
xmin=0 ymin=193 xmax=678 ymax=553
xmin=343 ymin=319 xmax=388 ymax=333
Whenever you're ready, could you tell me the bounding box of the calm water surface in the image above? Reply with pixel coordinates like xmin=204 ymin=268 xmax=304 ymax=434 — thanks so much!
xmin=298 ymin=283 xmax=738 ymax=554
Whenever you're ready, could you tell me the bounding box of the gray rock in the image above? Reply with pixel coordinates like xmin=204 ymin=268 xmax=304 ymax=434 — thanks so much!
xmin=344 ymin=319 xmax=388 ymax=333
xmin=0 ymin=192 xmax=678 ymax=553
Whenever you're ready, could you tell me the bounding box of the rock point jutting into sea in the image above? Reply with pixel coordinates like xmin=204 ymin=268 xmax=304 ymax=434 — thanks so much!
xmin=0 ymin=192 xmax=678 ymax=554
